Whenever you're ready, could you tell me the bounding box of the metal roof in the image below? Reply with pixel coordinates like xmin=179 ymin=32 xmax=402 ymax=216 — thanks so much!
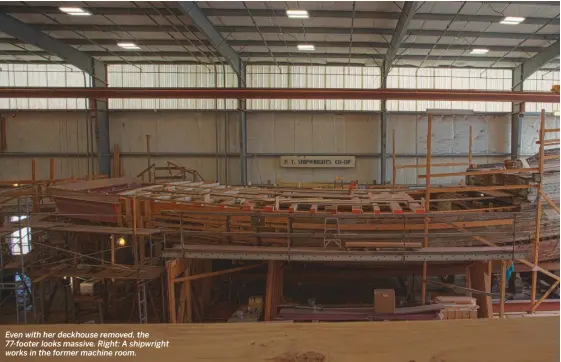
xmin=0 ymin=1 xmax=558 ymax=69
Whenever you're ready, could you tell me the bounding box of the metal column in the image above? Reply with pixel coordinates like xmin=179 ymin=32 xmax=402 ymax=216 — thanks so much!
xmin=239 ymin=64 xmax=248 ymax=185
xmin=92 ymin=61 xmax=110 ymax=176
xmin=380 ymin=62 xmax=388 ymax=184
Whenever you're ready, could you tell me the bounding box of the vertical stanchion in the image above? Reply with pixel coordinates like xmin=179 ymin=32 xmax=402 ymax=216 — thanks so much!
xmin=531 ymin=109 xmax=546 ymax=312
xmin=500 ymin=260 xmax=507 ymax=318
xmin=421 ymin=113 xmax=432 ymax=305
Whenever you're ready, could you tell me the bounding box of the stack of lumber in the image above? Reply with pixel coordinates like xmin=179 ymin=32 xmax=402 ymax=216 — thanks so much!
xmin=435 ymin=296 xmax=478 ymax=320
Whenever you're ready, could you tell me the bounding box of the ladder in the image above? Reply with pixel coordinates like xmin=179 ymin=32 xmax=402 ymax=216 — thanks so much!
xmin=137 ymin=282 xmax=148 ymax=324
xmin=323 ymin=217 xmax=343 ymax=250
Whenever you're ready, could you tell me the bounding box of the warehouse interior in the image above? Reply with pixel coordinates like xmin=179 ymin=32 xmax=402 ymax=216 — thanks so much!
xmin=0 ymin=1 xmax=559 ymax=358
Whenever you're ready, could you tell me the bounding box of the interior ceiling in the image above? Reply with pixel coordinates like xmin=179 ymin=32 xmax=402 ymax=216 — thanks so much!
xmin=0 ymin=1 xmax=558 ymax=69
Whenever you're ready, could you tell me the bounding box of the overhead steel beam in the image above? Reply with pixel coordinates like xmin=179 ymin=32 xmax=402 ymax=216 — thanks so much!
xmin=0 ymin=49 xmax=536 ymax=63
xmin=0 ymin=88 xmax=557 ymax=103
xmin=177 ymin=1 xmax=241 ymax=77
xmin=0 ymin=37 xmax=546 ymax=53
xmin=24 ymin=24 xmax=560 ymax=41
xmin=0 ymin=13 xmax=111 ymax=176
xmin=512 ymin=41 xmax=560 ymax=89
xmin=0 ymin=13 xmax=100 ymax=74
xmin=384 ymin=2 xmax=420 ymax=79
xmin=0 ymin=5 xmax=556 ymax=25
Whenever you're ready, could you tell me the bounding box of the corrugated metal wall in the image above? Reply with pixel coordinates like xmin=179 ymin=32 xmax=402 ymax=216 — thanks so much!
xmin=107 ymin=64 xmax=238 ymax=109
xmin=247 ymin=65 xmax=381 ymax=111
xmin=0 ymin=64 xmax=90 ymax=109
xmin=387 ymin=68 xmax=512 ymax=112
xmin=523 ymin=70 xmax=560 ymax=112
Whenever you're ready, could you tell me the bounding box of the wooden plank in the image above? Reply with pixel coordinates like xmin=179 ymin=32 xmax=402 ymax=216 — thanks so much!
xmin=345 ymin=241 xmax=422 ymax=249
xmin=396 ymin=162 xmax=470 ymax=169
xmin=418 ymin=168 xmax=538 ymax=179
xmin=536 ymin=138 xmax=560 ymax=145
xmin=545 ymin=128 xmax=560 ymax=132
xmin=173 ymin=264 xmax=263 ymax=283
xmin=544 ymin=154 xmax=560 ymax=160
xmin=293 ymin=219 xmax=513 ymax=231
xmin=1 ymin=318 xmax=558 ymax=361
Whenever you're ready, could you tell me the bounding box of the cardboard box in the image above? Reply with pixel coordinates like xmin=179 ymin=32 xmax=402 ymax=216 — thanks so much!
xmin=374 ymin=289 xmax=395 ymax=314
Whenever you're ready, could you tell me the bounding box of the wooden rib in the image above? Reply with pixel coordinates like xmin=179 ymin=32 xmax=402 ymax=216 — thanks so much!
xmin=389 ymin=202 xmax=403 ymax=214
xmin=346 ymin=241 xmax=422 ymax=249
xmin=539 ymin=189 xmax=560 ymax=214
xmin=418 ymin=168 xmax=538 ymax=178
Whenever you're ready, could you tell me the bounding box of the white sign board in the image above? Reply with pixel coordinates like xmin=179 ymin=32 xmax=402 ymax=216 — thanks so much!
xmin=280 ymin=156 xmax=356 ymax=168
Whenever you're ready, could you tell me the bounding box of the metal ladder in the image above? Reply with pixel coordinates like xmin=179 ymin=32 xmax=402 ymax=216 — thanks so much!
xmin=323 ymin=217 xmax=343 ymax=250
xmin=137 ymin=282 xmax=148 ymax=324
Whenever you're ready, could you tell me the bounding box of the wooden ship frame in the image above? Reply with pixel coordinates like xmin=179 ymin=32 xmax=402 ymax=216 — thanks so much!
xmin=0 ymin=107 xmax=559 ymax=324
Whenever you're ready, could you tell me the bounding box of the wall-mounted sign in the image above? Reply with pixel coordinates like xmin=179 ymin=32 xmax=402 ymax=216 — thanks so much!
xmin=280 ymin=156 xmax=356 ymax=168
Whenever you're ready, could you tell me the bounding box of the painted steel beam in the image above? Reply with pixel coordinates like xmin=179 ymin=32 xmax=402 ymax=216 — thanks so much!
xmin=384 ymin=2 xmax=420 ymax=79
xmin=0 ymin=37 xmax=548 ymax=53
xmin=22 ymin=23 xmax=561 ymax=41
xmin=0 ymin=13 xmax=101 ymax=75
xmin=162 ymin=244 xmax=528 ymax=262
xmin=177 ymin=1 xmax=241 ymax=77
xmin=0 ymin=49 xmax=539 ymax=64
xmin=0 ymin=5 xmax=556 ymax=25
xmin=512 ymin=41 xmax=560 ymax=89
xmin=0 ymin=87 xmax=557 ymax=103
xmin=0 ymin=13 xmax=111 ymax=176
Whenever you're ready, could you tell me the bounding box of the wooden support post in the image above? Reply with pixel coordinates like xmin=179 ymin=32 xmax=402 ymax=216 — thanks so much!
xmin=264 ymin=260 xmax=283 ymax=321
xmin=392 ymin=129 xmax=396 ymax=190
xmin=500 ymin=260 xmax=507 ymax=318
xmin=469 ymin=125 xmax=473 ymax=166
xmin=49 ymin=158 xmax=55 ymax=183
xmin=166 ymin=258 xmax=189 ymax=323
xmin=465 ymin=266 xmax=472 ymax=298
xmin=470 ymin=261 xmax=492 ymax=318
xmin=31 ymin=159 xmax=36 ymax=183
xmin=112 ymin=143 xmax=121 ymax=177
xmin=531 ymin=109 xmax=546 ymax=313
xmin=146 ymin=135 xmax=151 ymax=183
xmin=421 ymin=113 xmax=432 ymax=305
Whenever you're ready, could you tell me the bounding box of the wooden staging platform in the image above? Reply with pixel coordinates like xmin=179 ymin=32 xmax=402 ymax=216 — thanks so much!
xmin=163 ymin=244 xmax=528 ymax=262
xmin=1 ymin=318 xmax=558 ymax=361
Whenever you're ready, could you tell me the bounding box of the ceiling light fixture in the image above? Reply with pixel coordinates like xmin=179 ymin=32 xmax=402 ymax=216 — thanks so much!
xmin=286 ymin=10 xmax=309 ymax=19
xmin=59 ymin=7 xmax=91 ymax=16
xmin=117 ymin=42 xmax=141 ymax=50
xmin=500 ymin=16 xmax=525 ymax=25
xmin=297 ymin=44 xmax=315 ymax=51
xmin=470 ymin=48 xmax=489 ymax=55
